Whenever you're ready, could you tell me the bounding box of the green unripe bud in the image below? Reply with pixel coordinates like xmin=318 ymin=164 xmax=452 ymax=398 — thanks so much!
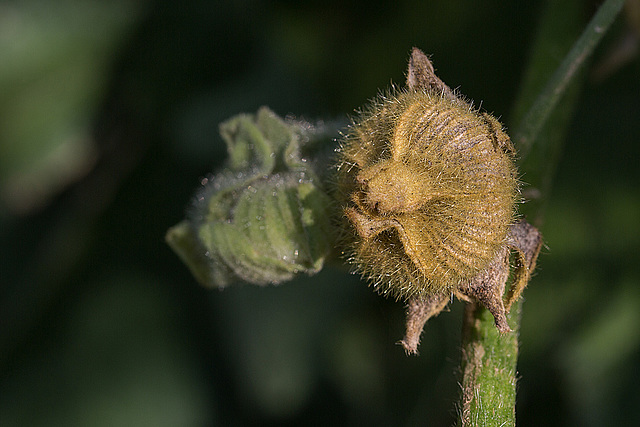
xmin=166 ymin=107 xmax=333 ymax=287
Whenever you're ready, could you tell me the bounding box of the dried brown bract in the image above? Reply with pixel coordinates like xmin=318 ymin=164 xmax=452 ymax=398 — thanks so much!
xmin=336 ymin=48 xmax=542 ymax=354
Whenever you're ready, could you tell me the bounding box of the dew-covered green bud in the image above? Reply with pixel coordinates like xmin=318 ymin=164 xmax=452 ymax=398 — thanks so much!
xmin=166 ymin=107 xmax=333 ymax=287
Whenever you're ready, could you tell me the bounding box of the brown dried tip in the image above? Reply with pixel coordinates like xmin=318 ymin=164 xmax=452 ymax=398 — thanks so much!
xmin=457 ymin=246 xmax=512 ymax=334
xmin=401 ymin=294 xmax=450 ymax=355
xmin=505 ymin=220 xmax=544 ymax=310
xmin=406 ymin=47 xmax=455 ymax=99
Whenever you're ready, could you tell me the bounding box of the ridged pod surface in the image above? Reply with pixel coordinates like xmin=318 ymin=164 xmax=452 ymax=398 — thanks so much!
xmin=337 ymin=89 xmax=519 ymax=300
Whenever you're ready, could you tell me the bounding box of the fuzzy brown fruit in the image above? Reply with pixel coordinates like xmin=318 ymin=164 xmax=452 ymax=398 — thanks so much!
xmin=336 ymin=48 xmax=542 ymax=354
xmin=338 ymin=90 xmax=518 ymax=299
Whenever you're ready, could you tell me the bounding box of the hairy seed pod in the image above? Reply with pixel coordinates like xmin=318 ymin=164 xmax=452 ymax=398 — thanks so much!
xmin=336 ymin=88 xmax=519 ymax=300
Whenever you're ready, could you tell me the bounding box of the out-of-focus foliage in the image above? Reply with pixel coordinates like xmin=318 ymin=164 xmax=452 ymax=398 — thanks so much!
xmin=1 ymin=1 xmax=639 ymax=426
xmin=0 ymin=0 xmax=141 ymax=213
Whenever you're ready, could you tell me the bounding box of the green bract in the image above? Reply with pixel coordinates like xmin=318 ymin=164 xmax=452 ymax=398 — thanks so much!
xmin=166 ymin=107 xmax=333 ymax=287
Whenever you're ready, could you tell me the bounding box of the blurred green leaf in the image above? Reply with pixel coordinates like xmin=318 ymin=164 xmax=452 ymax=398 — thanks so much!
xmin=0 ymin=273 xmax=213 ymax=426
xmin=0 ymin=0 xmax=141 ymax=212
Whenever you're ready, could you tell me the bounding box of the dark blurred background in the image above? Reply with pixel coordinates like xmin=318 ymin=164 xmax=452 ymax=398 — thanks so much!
xmin=1 ymin=0 xmax=639 ymax=426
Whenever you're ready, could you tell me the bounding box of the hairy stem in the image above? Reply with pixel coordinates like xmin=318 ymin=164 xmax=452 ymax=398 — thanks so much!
xmin=458 ymin=302 xmax=520 ymax=427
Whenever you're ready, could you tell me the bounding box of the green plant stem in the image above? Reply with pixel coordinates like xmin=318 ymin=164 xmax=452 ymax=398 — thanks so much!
xmin=514 ymin=0 xmax=626 ymax=158
xmin=457 ymin=0 xmax=625 ymax=425
xmin=458 ymin=301 xmax=521 ymax=427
